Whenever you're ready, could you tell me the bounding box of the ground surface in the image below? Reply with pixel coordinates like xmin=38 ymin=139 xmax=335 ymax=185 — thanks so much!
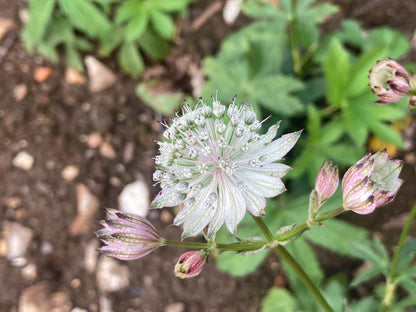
xmin=1 ymin=1 xmax=416 ymax=312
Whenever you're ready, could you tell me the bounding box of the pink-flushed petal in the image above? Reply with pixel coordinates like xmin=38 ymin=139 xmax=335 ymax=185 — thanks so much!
xmin=347 ymin=196 xmax=377 ymax=215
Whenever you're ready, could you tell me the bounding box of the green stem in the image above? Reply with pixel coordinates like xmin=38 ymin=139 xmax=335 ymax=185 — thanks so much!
xmin=277 ymin=206 xmax=346 ymax=242
xmin=289 ymin=0 xmax=301 ymax=75
xmin=162 ymin=239 xmax=266 ymax=252
xmin=380 ymin=204 xmax=416 ymax=311
xmin=252 ymin=216 xmax=334 ymax=312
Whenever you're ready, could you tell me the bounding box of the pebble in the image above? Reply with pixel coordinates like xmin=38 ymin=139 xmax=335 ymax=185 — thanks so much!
xmin=71 ymin=308 xmax=88 ymax=312
xmin=99 ymin=141 xmax=116 ymax=159
xmin=4 ymin=196 xmax=22 ymax=209
xmin=3 ymin=221 xmax=33 ymax=266
xmin=85 ymin=56 xmax=116 ymax=92
xmin=21 ymin=263 xmax=37 ymax=282
xmin=164 ymin=303 xmax=185 ymax=312
xmin=123 ymin=141 xmax=134 ymax=163
xmin=34 ymin=66 xmax=53 ymax=82
xmin=99 ymin=296 xmax=113 ymax=312
xmin=61 ymin=165 xmax=80 ymax=182
xmin=0 ymin=17 xmax=14 ymax=41
xmin=18 ymin=282 xmax=72 ymax=312
xmin=96 ymin=257 xmax=130 ymax=293
xmin=13 ymin=84 xmax=28 ymax=101
xmin=84 ymin=238 xmax=99 ymax=273
xmin=13 ymin=151 xmax=34 ymax=170
xmin=65 ymin=69 xmax=86 ymax=84
xmin=160 ymin=210 xmax=173 ymax=224
xmin=118 ymin=179 xmax=150 ymax=217
xmin=223 ymin=0 xmax=242 ymax=24
xmin=69 ymin=184 xmax=100 ymax=236
xmin=87 ymin=132 xmax=103 ymax=149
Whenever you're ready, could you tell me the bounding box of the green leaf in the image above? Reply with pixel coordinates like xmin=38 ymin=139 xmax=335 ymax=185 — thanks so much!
xmin=335 ymin=19 xmax=364 ymax=49
xmin=139 ymin=31 xmax=171 ymax=60
xmin=322 ymin=276 xmax=347 ymax=312
xmin=21 ymin=0 xmax=56 ymax=51
xmin=305 ymin=219 xmax=369 ymax=258
xmin=151 ymin=10 xmax=175 ymax=39
xmin=349 ymin=241 xmax=389 ymax=266
xmin=323 ymin=38 xmax=350 ymax=107
xmin=136 ymin=82 xmax=185 ymax=115
xmin=125 ymin=11 xmax=148 ymax=42
xmin=366 ymin=120 xmax=404 ymax=148
xmin=99 ymin=26 xmax=124 ymax=55
xmin=261 ymin=288 xmax=298 ymax=312
xmin=349 ymin=297 xmax=379 ymax=312
xmin=344 ymin=46 xmax=388 ymax=98
xmin=241 ymin=0 xmax=285 ymax=19
xmin=350 ymin=266 xmax=385 ymax=287
xmin=216 ymin=249 xmax=269 ymax=277
xmin=365 ymin=27 xmax=410 ymax=59
xmin=115 ymin=0 xmax=141 ymax=24
xmin=250 ymin=75 xmax=304 ymax=116
xmin=58 ymin=0 xmax=111 ymax=37
xmin=118 ymin=42 xmax=144 ymax=77
xmin=153 ymin=0 xmax=193 ymax=12
xmin=400 ymin=277 xmax=416 ymax=296
xmin=65 ymin=44 xmax=84 ymax=71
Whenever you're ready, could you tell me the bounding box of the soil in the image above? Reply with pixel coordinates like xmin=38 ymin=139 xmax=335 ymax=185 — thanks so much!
xmin=0 ymin=1 xmax=416 ymax=312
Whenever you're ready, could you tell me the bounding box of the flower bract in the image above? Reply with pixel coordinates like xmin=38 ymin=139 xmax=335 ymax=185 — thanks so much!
xmin=151 ymin=97 xmax=301 ymax=238
xmin=96 ymin=209 xmax=161 ymax=260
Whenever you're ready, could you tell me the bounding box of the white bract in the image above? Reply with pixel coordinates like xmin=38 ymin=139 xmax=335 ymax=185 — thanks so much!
xmin=151 ymin=97 xmax=301 ymax=238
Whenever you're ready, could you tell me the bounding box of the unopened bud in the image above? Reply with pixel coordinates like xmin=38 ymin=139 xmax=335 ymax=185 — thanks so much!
xmin=174 ymin=250 xmax=207 ymax=279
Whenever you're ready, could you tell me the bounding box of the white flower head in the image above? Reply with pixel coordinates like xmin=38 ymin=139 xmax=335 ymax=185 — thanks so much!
xmin=151 ymin=96 xmax=301 ymax=238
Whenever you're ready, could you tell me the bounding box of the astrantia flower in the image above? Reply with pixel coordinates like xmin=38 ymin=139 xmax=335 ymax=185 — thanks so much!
xmin=96 ymin=209 xmax=161 ymax=260
xmin=151 ymin=97 xmax=301 ymax=238
xmin=342 ymin=150 xmax=403 ymax=214
xmin=369 ymin=59 xmax=410 ymax=104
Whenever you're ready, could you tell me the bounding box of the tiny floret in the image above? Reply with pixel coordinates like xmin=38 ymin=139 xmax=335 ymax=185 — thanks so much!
xmin=96 ymin=209 xmax=161 ymax=260
xmin=151 ymin=96 xmax=301 ymax=238
xmin=342 ymin=150 xmax=403 ymax=214
xmin=314 ymin=161 xmax=339 ymax=204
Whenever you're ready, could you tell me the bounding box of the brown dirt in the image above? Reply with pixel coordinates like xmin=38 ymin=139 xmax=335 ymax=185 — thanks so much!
xmin=1 ymin=1 xmax=416 ymax=312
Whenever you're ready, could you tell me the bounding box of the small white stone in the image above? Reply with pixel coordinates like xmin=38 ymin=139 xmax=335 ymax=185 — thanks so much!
xmin=61 ymin=165 xmax=79 ymax=182
xmin=3 ymin=221 xmax=33 ymax=265
xmin=14 ymin=84 xmax=28 ymax=101
xmin=164 ymin=302 xmax=185 ymax=312
xmin=223 ymin=0 xmax=242 ymax=25
xmin=87 ymin=132 xmax=103 ymax=149
xmin=69 ymin=184 xmax=100 ymax=236
xmin=96 ymin=257 xmax=130 ymax=293
xmin=118 ymin=179 xmax=150 ymax=217
xmin=84 ymin=238 xmax=99 ymax=273
xmin=0 ymin=17 xmax=14 ymax=41
xmin=21 ymin=263 xmax=37 ymax=281
xmin=13 ymin=151 xmax=34 ymax=170
xmin=99 ymin=142 xmax=116 ymax=159
xmin=85 ymin=56 xmax=116 ymax=92
xmin=99 ymin=296 xmax=113 ymax=312
xmin=71 ymin=308 xmax=88 ymax=312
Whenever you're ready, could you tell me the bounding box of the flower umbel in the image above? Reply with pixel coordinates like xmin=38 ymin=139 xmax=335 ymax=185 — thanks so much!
xmin=96 ymin=209 xmax=161 ymax=260
xmin=151 ymin=96 xmax=301 ymax=238
xmin=174 ymin=250 xmax=207 ymax=279
xmin=369 ymin=59 xmax=410 ymax=104
xmin=342 ymin=150 xmax=403 ymax=214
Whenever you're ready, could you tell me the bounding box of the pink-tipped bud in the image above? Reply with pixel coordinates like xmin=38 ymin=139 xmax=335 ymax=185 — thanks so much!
xmin=174 ymin=250 xmax=207 ymax=279
xmin=342 ymin=150 xmax=403 ymax=214
xmin=314 ymin=161 xmax=339 ymax=204
xmin=369 ymin=59 xmax=410 ymax=104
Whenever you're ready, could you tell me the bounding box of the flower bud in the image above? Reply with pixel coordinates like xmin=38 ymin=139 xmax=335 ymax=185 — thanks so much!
xmin=314 ymin=161 xmax=339 ymax=204
xmin=342 ymin=150 xmax=403 ymax=214
xmin=96 ymin=209 xmax=161 ymax=260
xmin=369 ymin=59 xmax=410 ymax=104
xmin=174 ymin=250 xmax=207 ymax=279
